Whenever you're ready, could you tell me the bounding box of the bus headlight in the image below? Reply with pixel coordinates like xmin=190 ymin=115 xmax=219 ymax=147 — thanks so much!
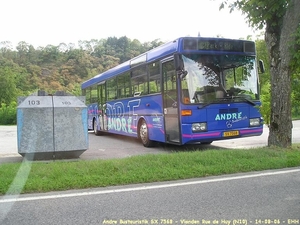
xmin=192 ymin=123 xmax=207 ymax=132
xmin=250 ymin=118 xmax=260 ymax=127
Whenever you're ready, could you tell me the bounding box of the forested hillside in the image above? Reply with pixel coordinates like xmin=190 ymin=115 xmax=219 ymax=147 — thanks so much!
xmin=0 ymin=36 xmax=163 ymax=103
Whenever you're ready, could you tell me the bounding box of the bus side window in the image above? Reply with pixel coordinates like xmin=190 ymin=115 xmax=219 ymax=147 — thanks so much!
xmin=163 ymin=60 xmax=177 ymax=107
xmin=91 ymin=85 xmax=98 ymax=103
xmin=149 ymin=62 xmax=160 ymax=94
xmin=124 ymin=72 xmax=131 ymax=97
xmin=107 ymin=78 xmax=117 ymax=100
xmin=165 ymin=90 xmax=177 ymax=107
xmin=131 ymin=65 xmax=148 ymax=96
xmin=85 ymin=88 xmax=91 ymax=105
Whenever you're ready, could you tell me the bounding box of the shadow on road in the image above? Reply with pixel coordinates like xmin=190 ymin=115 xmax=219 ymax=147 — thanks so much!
xmin=156 ymin=142 xmax=229 ymax=152
xmin=94 ymin=132 xmax=228 ymax=153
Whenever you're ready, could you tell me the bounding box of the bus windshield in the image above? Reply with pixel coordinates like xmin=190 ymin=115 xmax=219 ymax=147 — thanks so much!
xmin=180 ymin=54 xmax=259 ymax=104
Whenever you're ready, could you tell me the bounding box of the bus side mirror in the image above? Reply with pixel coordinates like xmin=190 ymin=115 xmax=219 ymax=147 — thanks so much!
xmin=259 ymin=60 xmax=265 ymax=73
xmin=174 ymin=54 xmax=184 ymax=71
xmin=174 ymin=54 xmax=188 ymax=79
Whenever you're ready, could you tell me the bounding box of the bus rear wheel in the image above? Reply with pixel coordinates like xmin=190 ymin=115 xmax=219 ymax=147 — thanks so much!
xmin=138 ymin=119 xmax=154 ymax=147
xmin=93 ymin=119 xmax=101 ymax=136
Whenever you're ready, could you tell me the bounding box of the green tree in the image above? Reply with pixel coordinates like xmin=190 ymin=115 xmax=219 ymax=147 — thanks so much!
xmin=290 ymin=26 xmax=300 ymax=118
xmin=16 ymin=41 xmax=35 ymax=66
xmin=220 ymin=0 xmax=300 ymax=147
xmin=0 ymin=41 xmax=16 ymax=59
xmin=0 ymin=66 xmax=17 ymax=105
xmin=255 ymin=39 xmax=271 ymax=124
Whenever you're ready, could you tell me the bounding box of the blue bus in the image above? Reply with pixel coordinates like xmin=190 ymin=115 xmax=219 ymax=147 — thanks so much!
xmin=81 ymin=37 xmax=264 ymax=147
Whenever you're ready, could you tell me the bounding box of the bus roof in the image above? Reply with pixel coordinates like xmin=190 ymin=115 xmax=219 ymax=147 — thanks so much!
xmin=81 ymin=37 xmax=255 ymax=89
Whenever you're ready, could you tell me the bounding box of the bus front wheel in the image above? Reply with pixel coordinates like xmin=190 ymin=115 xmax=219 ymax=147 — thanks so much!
xmin=138 ymin=119 xmax=154 ymax=147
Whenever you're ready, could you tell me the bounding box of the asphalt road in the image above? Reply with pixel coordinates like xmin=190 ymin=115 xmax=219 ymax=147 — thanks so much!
xmin=1 ymin=167 xmax=299 ymax=224
xmin=1 ymin=121 xmax=300 ymax=162
xmin=0 ymin=124 xmax=299 ymax=224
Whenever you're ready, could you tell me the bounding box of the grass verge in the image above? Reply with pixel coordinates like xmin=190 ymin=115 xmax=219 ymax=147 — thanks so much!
xmin=0 ymin=144 xmax=300 ymax=195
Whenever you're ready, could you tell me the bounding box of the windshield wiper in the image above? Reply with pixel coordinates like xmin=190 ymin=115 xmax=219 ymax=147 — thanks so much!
xmin=196 ymin=96 xmax=256 ymax=109
xmin=237 ymin=96 xmax=256 ymax=106
xmin=224 ymin=96 xmax=256 ymax=106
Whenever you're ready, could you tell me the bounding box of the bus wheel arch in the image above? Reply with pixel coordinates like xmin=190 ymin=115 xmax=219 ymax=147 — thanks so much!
xmin=138 ymin=118 xmax=154 ymax=147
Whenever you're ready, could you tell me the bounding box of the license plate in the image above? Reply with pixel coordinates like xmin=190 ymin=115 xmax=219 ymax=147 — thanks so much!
xmin=223 ymin=130 xmax=239 ymax=137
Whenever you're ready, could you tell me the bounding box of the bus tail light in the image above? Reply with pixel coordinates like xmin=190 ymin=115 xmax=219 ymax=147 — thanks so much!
xmin=192 ymin=123 xmax=207 ymax=132
xmin=181 ymin=110 xmax=192 ymax=116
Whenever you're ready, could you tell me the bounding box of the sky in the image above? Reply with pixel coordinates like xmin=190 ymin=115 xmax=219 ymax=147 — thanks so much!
xmin=1 ymin=0 xmax=262 ymax=48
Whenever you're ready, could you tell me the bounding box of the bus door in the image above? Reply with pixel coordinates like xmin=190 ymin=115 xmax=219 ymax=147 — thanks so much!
xmin=98 ymin=82 xmax=108 ymax=131
xmin=162 ymin=59 xmax=181 ymax=144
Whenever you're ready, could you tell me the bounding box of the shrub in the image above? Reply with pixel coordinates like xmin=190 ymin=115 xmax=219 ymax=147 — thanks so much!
xmin=0 ymin=102 xmax=17 ymax=125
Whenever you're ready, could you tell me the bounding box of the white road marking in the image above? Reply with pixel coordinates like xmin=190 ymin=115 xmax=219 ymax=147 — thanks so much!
xmin=1 ymin=168 xmax=300 ymax=203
